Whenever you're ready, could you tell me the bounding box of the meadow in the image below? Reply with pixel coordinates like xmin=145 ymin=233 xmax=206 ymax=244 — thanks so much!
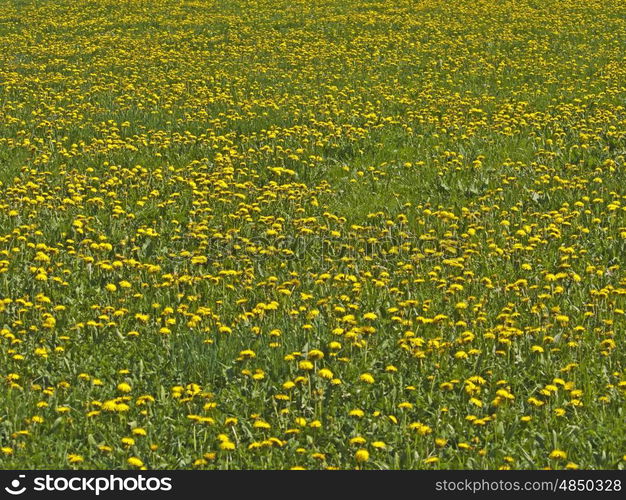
xmin=0 ymin=0 xmax=625 ymax=469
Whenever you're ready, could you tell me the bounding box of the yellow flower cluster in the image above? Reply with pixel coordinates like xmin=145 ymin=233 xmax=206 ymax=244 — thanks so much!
xmin=0 ymin=0 xmax=625 ymax=469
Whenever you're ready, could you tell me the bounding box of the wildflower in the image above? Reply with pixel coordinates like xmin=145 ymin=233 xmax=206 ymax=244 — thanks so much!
xmin=549 ymin=450 xmax=568 ymax=460
xmin=307 ymin=349 xmax=324 ymax=360
xmin=121 ymin=437 xmax=135 ymax=447
xmin=355 ymin=449 xmax=369 ymax=463
xmin=127 ymin=457 xmax=144 ymax=468
xmin=298 ymin=360 xmax=314 ymax=371
xmin=67 ymin=454 xmax=84 ymax=464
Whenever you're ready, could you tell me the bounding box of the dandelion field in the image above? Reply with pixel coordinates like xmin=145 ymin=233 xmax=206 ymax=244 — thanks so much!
xmin=0 ymin=0 xmax=625 ymax=470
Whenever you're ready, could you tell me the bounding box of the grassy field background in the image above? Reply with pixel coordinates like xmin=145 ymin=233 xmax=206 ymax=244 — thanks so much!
xmin=0 ymin=0 xmax=625 ymax=469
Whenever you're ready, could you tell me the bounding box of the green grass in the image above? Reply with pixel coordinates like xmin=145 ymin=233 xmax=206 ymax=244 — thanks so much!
xmin=0 ymin=0 xmax=625 ymax=470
